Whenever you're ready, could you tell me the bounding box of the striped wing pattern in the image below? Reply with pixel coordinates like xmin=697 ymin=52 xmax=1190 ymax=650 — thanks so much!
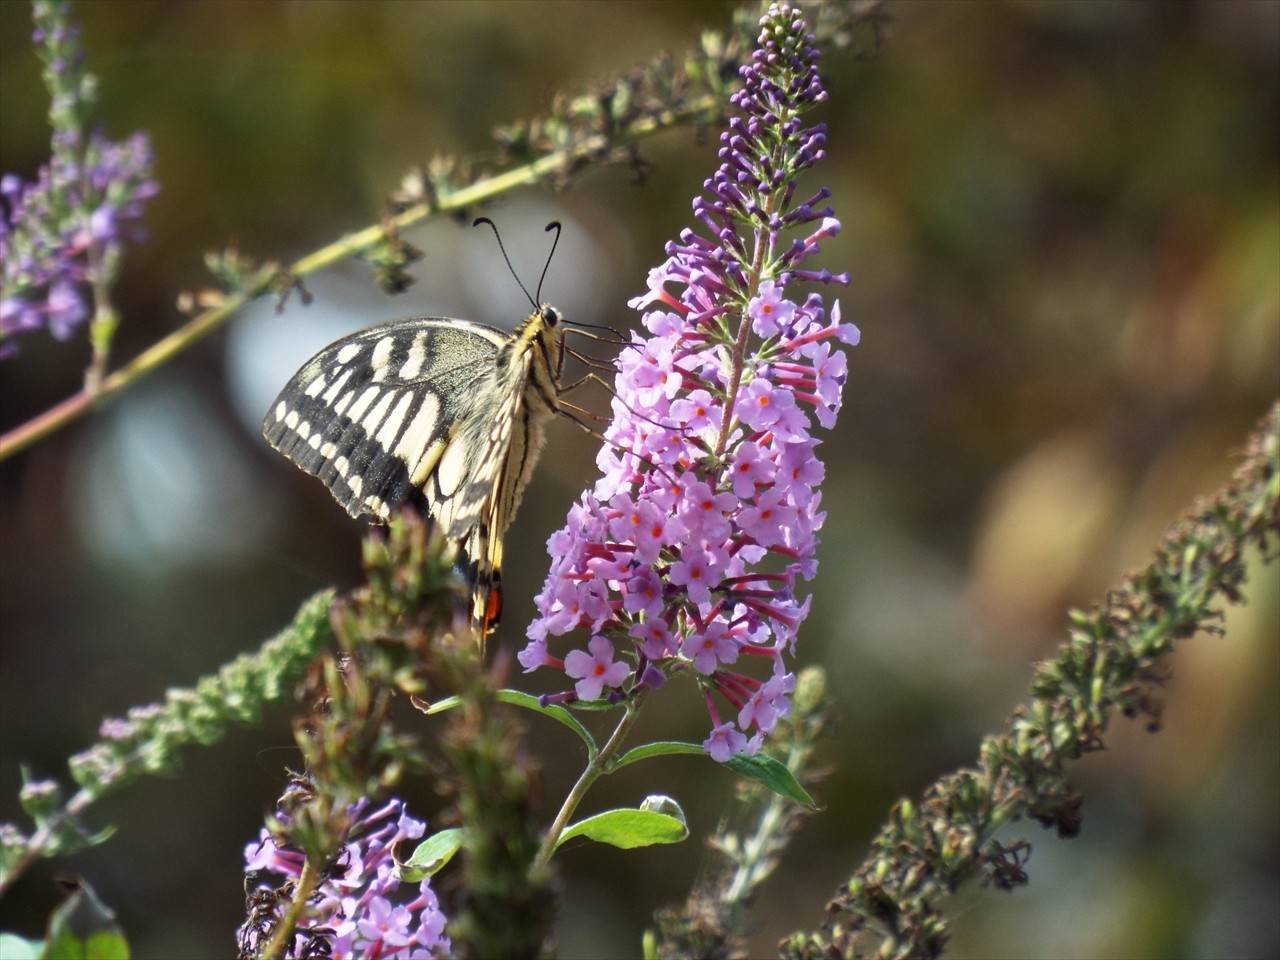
xmin=262 ymin=317 xmax=508 ymax=524
xmin=264 ymin=314 xmax=558 ymax=636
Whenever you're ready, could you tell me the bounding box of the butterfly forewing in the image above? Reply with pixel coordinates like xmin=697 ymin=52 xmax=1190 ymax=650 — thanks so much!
xmin=263 ymin=317 xmax=508 ymax=522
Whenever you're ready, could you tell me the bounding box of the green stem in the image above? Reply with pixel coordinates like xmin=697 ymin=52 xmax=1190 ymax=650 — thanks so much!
xmin=258 ymin=857 xmax=320 ymax=960
xmin=724 ymin=732 xmax=804 ymax=904
xmin=84 ymin=263 xmax=117 ymax=396
xmin=533 ymin=688 xmax=650 ymax=870
xmin=0 ymin=95 xmax=720 ymax=463
xmin=0 ymin=786 xmax=92 ymax=901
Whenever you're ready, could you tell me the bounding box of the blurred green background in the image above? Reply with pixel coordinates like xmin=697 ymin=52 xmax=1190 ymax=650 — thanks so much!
xmin=1 ymin=1 xmax=1277 ymax=957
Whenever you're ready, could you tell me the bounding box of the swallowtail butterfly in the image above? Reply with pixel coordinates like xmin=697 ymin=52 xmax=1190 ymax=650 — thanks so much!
xmin=263 ymin=220 xmax=590 ymax=637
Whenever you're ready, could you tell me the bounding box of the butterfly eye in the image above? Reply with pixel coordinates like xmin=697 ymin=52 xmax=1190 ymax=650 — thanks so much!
xmin=542 ymin=306 xmax=560 ymax=326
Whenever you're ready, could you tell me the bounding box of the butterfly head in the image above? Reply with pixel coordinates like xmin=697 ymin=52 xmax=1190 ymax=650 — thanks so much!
xmin=518 ymin=302 xmax=566 ymax=368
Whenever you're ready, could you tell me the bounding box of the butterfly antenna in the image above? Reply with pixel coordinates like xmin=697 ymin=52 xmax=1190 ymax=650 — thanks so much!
xmin=473 ymin=217 xmax=536 ymax=311
xmin=535 ymin=221 xmax=562 ymax=305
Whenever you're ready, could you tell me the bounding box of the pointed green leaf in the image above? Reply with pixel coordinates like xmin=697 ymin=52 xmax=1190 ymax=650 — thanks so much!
xmin=400 ymin=828 xmax=465 ymax=882
xmin=423 ymin=690 xmax=596 ymax=758
xmin=725 ymin=752 xmax=815 ymax=807
xmin=556 ymin=796 xmax=689 ymax=851
xmin=605 ymin=741 xmax=815 ymax=805
xmin=609 ymin=740 xmax=705 ymax=772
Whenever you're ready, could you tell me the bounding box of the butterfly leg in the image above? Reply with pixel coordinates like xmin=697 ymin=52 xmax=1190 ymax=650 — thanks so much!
xmin=553 ymin=404 xmax=677 ymax=482
xmin=567 ymin=372 xmax=698 ymax=438
xmin=556 ymin=400 xmax=611 ymax=428
xmin=564 ymin=345 xmax=618 ymax=372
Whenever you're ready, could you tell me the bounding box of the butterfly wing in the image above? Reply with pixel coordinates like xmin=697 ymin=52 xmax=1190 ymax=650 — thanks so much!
xmin=263 ymin=317 xmax=509 ymax=522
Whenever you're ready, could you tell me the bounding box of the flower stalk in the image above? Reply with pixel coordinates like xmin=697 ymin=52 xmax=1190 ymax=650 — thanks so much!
xmin=534 ymin=687 xmax=651 ymax=870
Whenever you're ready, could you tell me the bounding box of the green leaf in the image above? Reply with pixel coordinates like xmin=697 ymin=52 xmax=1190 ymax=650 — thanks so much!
xmin=42 ymin=882 xmax=129 ymax=960
xmin=556 ymin=796 xmax=689 ymax=851
xmin=400 ymin=828 xmax=465 ymax=882
xmin=609 ymin=740 xmax=705 ymax=772
xmin=604 ymin=742 xmax=814 ymax=808
xmin=725 ymin=753 xmax=815 ymax=807
xmin=563 ymin=697 xmax=624 ymax=712
xmin=0 ymin=934 xmax=42 ymax=960
xmin=424 ymin=690 xmax=596 ymax=758
xmin=606 ymin=740 xmax=815 ymax=806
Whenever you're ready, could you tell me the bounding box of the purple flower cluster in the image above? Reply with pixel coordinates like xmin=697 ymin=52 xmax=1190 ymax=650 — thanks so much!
xmin=520 ymin=4 xmax=858 ymax=761
xmin=239 ymin=798 xmax=449 ymax=960
xmin=1 ymin=0 xmax=156 ymax=358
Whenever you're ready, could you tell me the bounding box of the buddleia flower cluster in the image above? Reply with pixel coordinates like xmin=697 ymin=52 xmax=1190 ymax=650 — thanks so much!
xmin=238 ymin=797 xmax=449 ymax=960
xmin=0 ymin=0 xmax=156 ymax=358
xmin=520 ymin=3 xmax=858 ymax=760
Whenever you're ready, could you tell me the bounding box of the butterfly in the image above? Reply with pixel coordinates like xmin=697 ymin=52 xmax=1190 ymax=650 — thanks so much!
xmin=263 ymin=219 xmax=613 ymax=639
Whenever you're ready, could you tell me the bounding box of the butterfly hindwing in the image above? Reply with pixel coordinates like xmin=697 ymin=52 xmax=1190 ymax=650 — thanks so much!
xmin=444 ymin=359 xmax=534 ymax=627
xmin=263 ymin=317 xmax=509 ymax=521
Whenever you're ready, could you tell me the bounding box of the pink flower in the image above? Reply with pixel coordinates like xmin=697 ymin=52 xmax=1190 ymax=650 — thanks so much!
xmin=622 ymin=565 xmax=665 ymax=617
xmin=729 ymin=441 xmax=775 ymax=498
xmin=736 ymin=376 xmax=799 ymax=431
xmin=517 ymin=636 xmax=551 ymax=672
xmin=677 ymin=480 xmax=737 ymax=541
xmin=630 ymin=619 xmax=676 ymax=660
xmin=669 ymin=388 xmax=720 ymax=432
xmin=703 ymin=722 xmax=749 ymax=763
xmin=749 ymin=279 xmax=797 ymax=337
xmin=738 ymin=489 xmax=797 ymax=549
xmin=682 ymin=621 xmax=741 ymax=675
xmin=669 ymin=545 xmax=724 ymax=605
xmin=564 ymin=636 xmax=631 ymax=700
xmin=738 ymin=671 xmax=796 ymax=735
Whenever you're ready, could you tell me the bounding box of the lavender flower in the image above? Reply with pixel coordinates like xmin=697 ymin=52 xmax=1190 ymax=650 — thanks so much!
xmin=1 ymin=0 xmax=156 ymax=359
xmin=238 ymin=797 xmax=449 ymax=960
xmin=520 ymin=3 xmax=858 ymax=760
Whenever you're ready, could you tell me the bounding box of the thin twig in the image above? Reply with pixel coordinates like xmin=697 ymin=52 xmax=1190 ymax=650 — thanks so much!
xmin=0 ymin=97 xmax=718 ymax=462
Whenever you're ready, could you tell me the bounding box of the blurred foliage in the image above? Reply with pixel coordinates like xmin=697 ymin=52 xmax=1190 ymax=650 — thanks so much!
xmin=0 ymin=589 xmax=333 ymax=897
xmin=783 ymin=404 xmax=1279 ymax=959
xmin=1 ymin=2 xmax=1277 ymax=958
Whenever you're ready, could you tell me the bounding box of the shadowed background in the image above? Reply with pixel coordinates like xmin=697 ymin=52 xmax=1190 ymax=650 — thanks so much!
xmin=1 ymin=1 xmax=1277 ymax=957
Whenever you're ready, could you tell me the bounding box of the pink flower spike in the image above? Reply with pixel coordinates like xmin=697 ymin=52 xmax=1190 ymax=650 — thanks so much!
xmin=564 ymin=636 xmax=631 ymax=701
xmin=524 ymin=3 xmax=857 ymax=762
